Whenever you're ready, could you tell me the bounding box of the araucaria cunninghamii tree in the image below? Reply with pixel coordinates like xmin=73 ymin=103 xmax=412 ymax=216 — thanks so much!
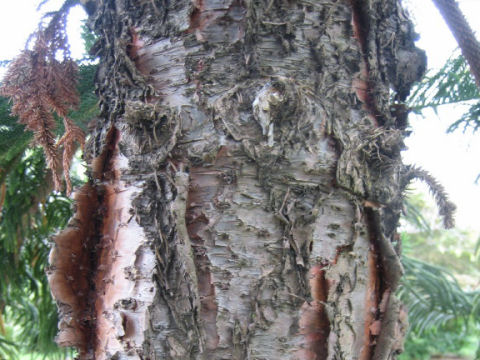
xmin=6 ymin=0 xmax=457 ymax=358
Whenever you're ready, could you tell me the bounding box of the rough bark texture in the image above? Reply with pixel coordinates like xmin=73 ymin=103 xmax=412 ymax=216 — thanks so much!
xmin=48 ymin=0 xmax=425 ymax=359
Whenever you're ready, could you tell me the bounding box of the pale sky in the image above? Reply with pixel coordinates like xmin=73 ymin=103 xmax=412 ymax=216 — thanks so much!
xmin=0 ymin=1 xmax=479 ymax=232
xmin=0 ymin=0 xmax=86 ymax=62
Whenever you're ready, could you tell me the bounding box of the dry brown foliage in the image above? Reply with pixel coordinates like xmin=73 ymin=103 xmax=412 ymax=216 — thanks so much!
xmin=0 ymin=10 xmax=85 ymax=194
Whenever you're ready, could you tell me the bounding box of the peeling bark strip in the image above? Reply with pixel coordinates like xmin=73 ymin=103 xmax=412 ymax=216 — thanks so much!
xmin=53 ymin=0 xmax=425 ymax=358
xmin=297 ymin=265 xmax=330 ymax=359
xmin=47 ymin=184 xmax=98 ymax=352
xmin=49 ymin=127 xmax=156 ymax=359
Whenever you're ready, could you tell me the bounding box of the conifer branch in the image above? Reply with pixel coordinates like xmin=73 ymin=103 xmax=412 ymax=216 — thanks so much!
xmin=402 ymin=165 xmax=456 ymax=229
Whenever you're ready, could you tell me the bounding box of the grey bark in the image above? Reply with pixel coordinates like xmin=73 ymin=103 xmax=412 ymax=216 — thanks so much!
xmin=49 ymin=0 xmax=425 ymax=359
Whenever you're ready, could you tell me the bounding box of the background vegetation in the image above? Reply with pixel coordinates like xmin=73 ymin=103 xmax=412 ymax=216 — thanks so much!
xmin=0 ymin=63 xmax=96 ymax=359
xmin=398 ymin=53 xmax=480 ymax=359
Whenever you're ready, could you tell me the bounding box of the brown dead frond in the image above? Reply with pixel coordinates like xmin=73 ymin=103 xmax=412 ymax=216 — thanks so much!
xmin=57 ymin=117 xmax=85 ymax=195
xmin=0 ymin=9 xmax=84 ymax=194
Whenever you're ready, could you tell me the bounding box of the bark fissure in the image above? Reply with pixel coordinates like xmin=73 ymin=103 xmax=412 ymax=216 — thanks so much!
xmin=349 ymin=0 xmax=383 ymax=125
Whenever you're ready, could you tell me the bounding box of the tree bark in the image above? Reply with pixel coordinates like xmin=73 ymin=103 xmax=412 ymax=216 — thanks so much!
xmin=48 ymin=0 xmax=425 ymax=359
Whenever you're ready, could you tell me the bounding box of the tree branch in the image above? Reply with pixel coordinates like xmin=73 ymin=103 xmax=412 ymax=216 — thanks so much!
xmin=432 ymin=0 xmax=480 ymax=87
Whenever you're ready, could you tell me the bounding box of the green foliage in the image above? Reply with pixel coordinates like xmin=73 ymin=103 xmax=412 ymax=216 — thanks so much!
xmin=401 ymin=328 xmax=478 ymax=360
xmin=0 ymin=331 xmax=18 ymax=360
xmin=399 ymin=257 xmax=474 ymax=332
xmin=409 ymin=51 xmax=480 ymax=133
xmin=68 ymin=64 xmax=98 ymax=130
xmin=0 ymin=97 xmax=32 ymax=184
xmin=0 ymin=149 xmax=73 ymax=358
xmin=409 ymin=52 xmax=479 ymax=110
xmin=399 ymin=194 xmax=480 ymax=359
xmin=80 ymin=21 xmax=98 ymax=61
xmin=399 ymin=254 xmax=480 ymax=359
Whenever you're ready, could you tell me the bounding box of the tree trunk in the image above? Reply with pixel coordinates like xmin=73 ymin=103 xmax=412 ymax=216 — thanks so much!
xmin=48 ymin=0 xmax=425 ymax=359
